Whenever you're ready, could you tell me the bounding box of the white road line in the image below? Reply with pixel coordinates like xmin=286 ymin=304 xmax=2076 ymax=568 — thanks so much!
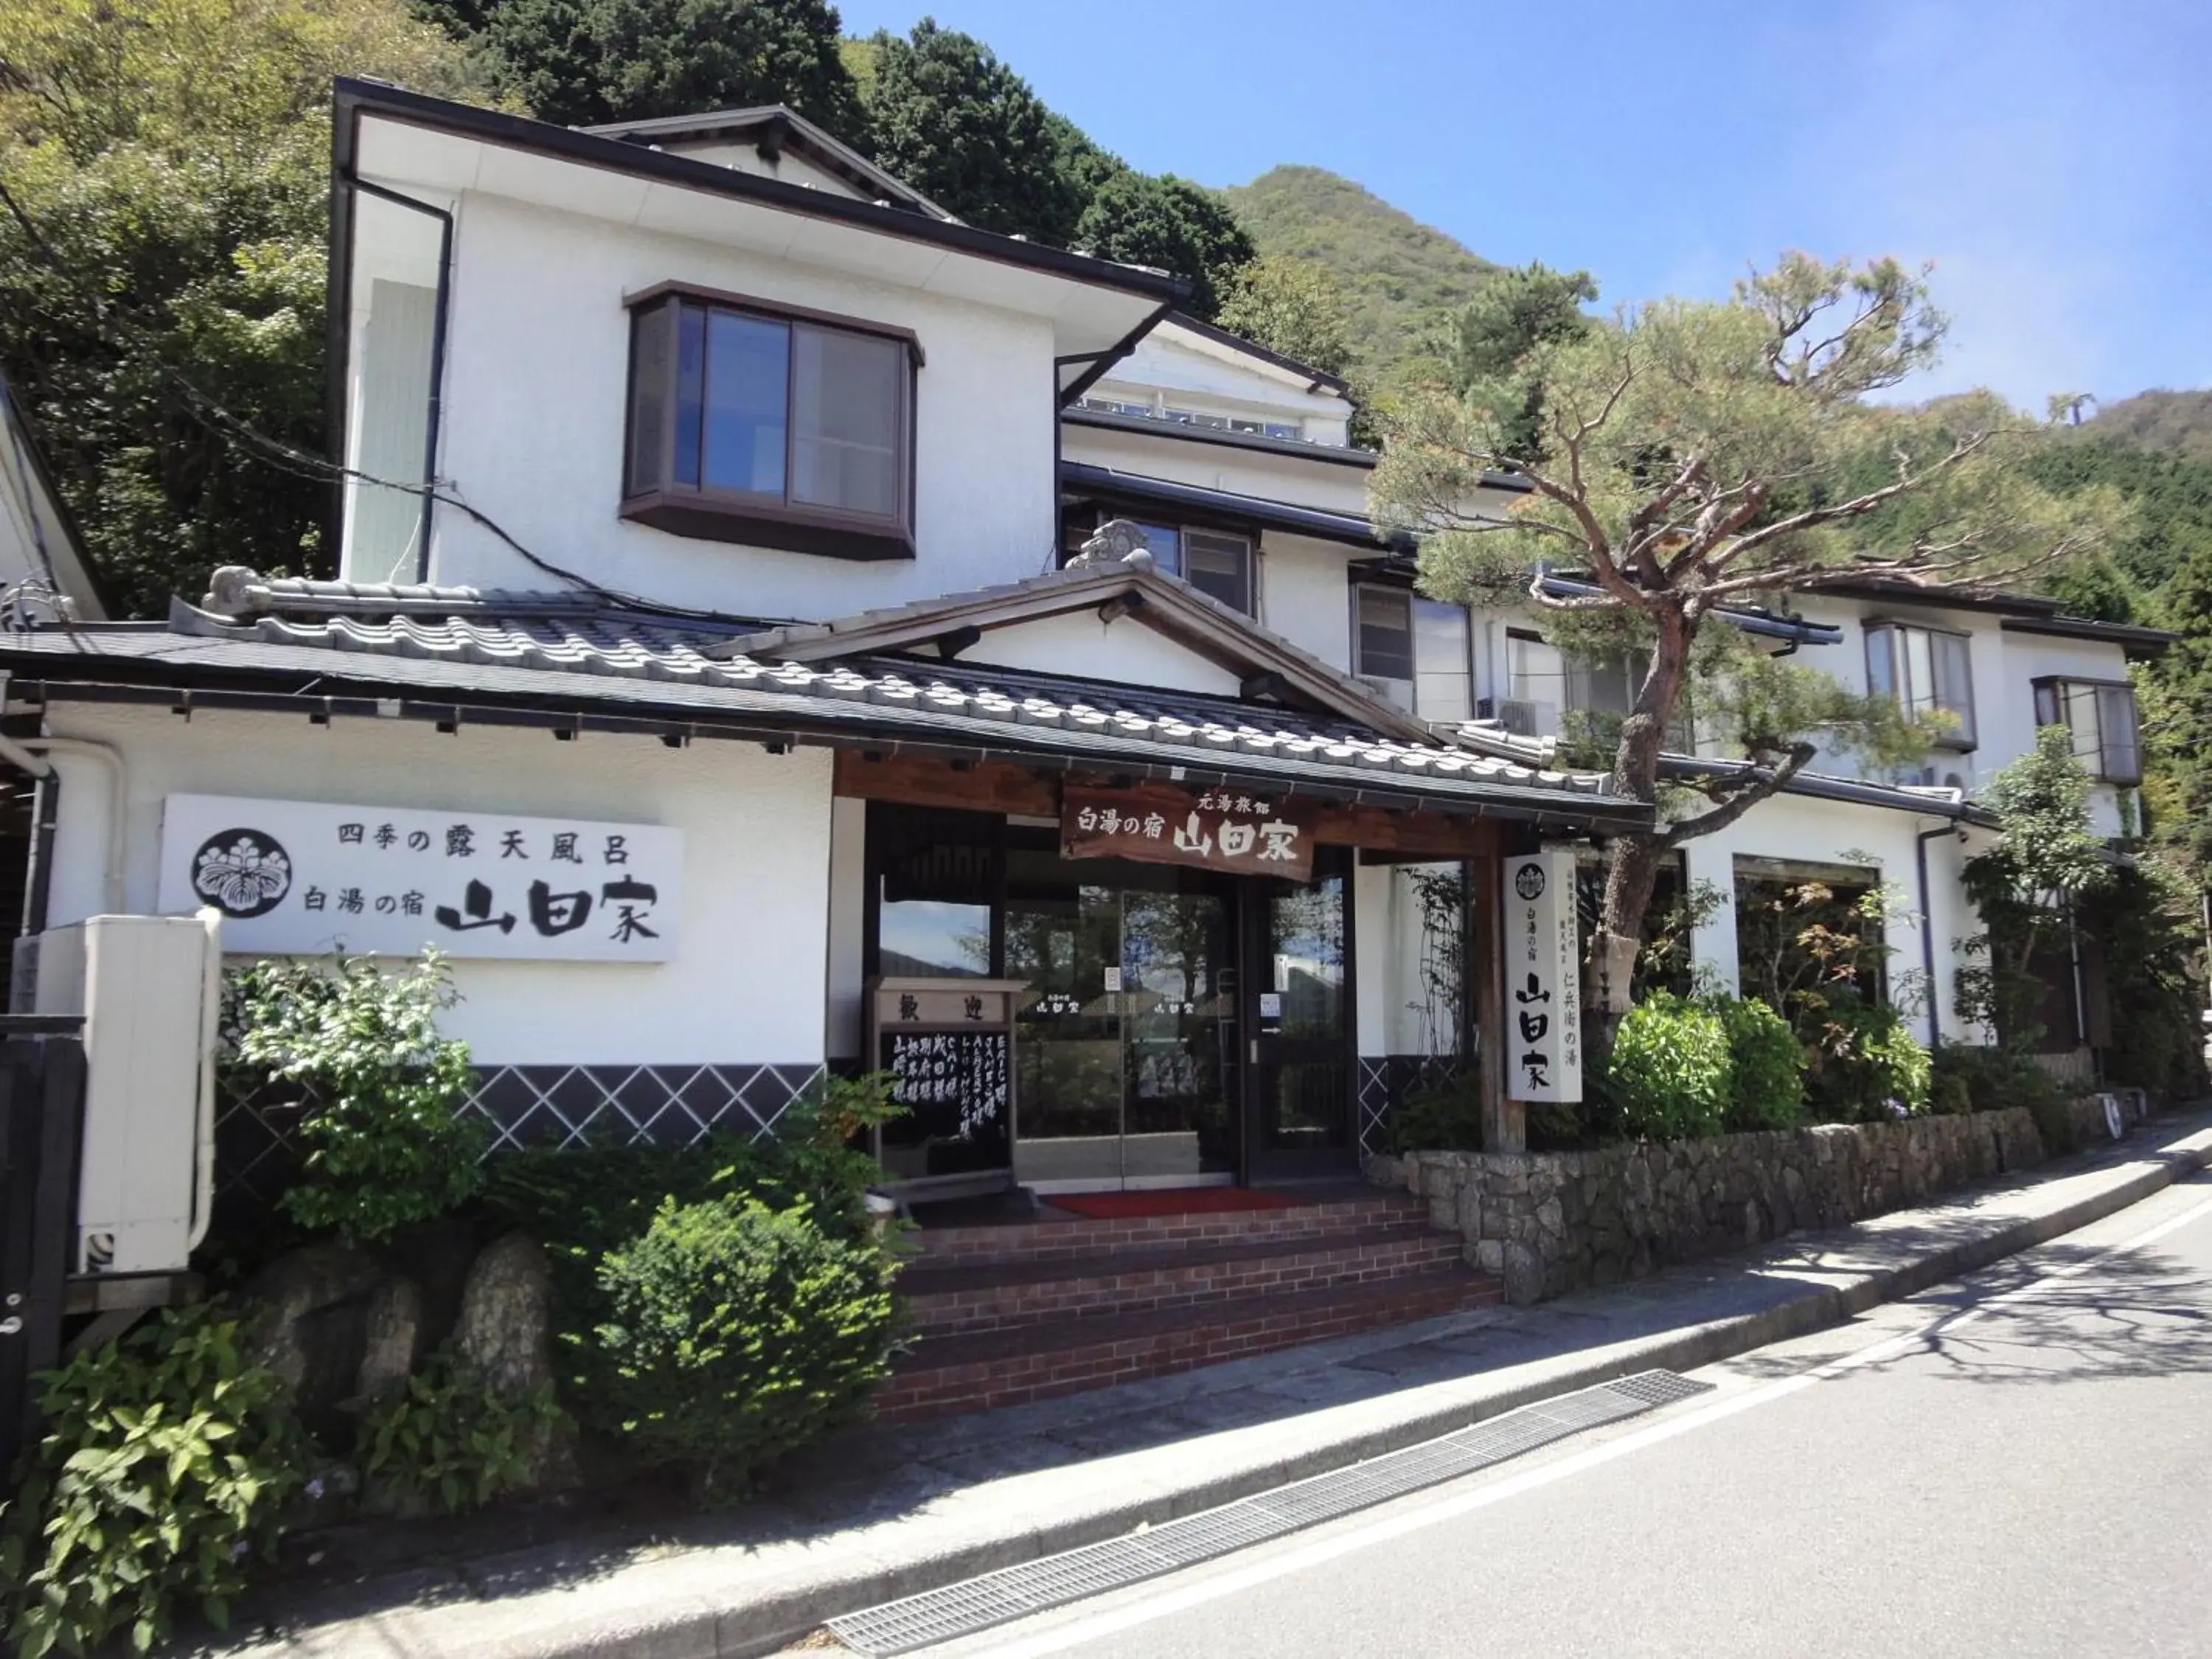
xmin=955 ymin=1183 xmax=2212 ymax=1659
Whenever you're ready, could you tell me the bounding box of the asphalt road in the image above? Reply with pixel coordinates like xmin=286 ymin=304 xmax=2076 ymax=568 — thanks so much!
xmin=931 ymin=1170 xmax=2212 ymax=1659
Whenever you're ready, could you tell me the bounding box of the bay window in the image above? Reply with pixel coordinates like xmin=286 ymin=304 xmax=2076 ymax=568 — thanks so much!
xmin=1865 ymin=621 xmax=1976 ymax=749
xmin=622 ymin=283 xmax=916 ymax=559
xmin=2034 ymin=678 xmax=2142 ymax=785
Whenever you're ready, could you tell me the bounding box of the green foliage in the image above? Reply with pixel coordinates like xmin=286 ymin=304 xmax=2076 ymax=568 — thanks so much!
xmin=1604 ymin=992 xmax=1732 ymax=1141
xmin=1214 ymin=254 xmax=1357 ymax=380
xmin=1708 ymin=994 xmax=1806 ymax=1131
xmin=464 ymin=0 xmax=867 ymax=136
xmin=2076 ymin=860 xmax=2207 ymax=1100
xmin=862 ymin=18 xmax=1092 ymax=243
xmin=1074 ymin=170 xmax=1255 ymax=321
xmin=1801 ymin=995 xmax=1932 ymax=1121
xmin=1388 ymin=1071 xmax=1484 ymax=1153
xmin=487 ymin=1071 xmax=905 ymax=1447
xmin=1602 ymin=992 xmax=1806 ymax=1141
xmin=2078 ymin=389 xmax=2212 ymax=465
xmin=0 ymin=1304 xmax=309 ymax=1659
xmin=1422 ymin=262 xmax=1596 ymax=459
xmin=223 ymin=951 xmax=486 ymax=1246
xmin=1957 ymin=730 xmax=2113 ymax=1046
xmin=356 ymin=1346 xmax=568 ymax=1516
xmin=1928 ymin=1042 xmax=2065 ymax=1119
xmin=0 ymin=0 xmax=484 ymax=616
xmin=590 ymin=1197 xmax=899 ymax=1497
xmin=1220 ymin=164 xmax=1498 ymax=377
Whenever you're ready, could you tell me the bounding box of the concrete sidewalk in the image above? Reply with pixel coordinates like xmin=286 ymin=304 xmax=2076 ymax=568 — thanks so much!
xmin=206 ymin=1110 xmax=2212 ymax=1659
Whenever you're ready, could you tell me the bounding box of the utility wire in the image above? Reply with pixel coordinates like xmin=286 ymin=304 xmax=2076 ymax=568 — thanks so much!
xmin=0 ymin=173 xmax=766 ymax=630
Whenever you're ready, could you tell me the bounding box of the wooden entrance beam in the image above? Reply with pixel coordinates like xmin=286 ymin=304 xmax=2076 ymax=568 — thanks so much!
xmin=833 ymin=751 xmax=1505 ymax=861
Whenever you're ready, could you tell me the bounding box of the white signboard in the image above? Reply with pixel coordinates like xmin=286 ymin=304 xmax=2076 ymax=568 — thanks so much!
xmin=158 ymin=793 xmax=680 ymax=961
xmin=1503 ymin=849 xmax=1582 ymax=1103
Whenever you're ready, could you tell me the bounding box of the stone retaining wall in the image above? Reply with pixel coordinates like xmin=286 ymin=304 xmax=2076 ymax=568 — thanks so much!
xmin=1369 ymin=1108 xmax=2047 ymax=1305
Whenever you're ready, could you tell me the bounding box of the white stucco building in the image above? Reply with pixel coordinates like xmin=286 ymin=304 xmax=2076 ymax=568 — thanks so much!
xmin=0 ymin=83 xmax=2165 ymax=1204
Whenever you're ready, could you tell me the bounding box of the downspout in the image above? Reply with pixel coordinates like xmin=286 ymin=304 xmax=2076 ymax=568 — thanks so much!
xmin=0 ymin=678 xmax=127 ymax=917
xmin=342 ymin=176 xmax=456 ymax=585
xmin=1915 ymin=821 xmax=1956 ymax=1050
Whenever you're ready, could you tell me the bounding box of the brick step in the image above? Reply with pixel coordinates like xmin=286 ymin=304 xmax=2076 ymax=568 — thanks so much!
xmin=899 ymin=1222 xmax=1467 ymax=1338
xmin=910 ymin=1190 xmax=1433 ymax=1267
xmin=876 ymin=1266 xmax=1504 ymax=1424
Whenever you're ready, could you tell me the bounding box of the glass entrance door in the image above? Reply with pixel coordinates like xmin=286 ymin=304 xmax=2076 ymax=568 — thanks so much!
xmin=1246 ymin=856 xmax=1354 ymax=1180
xmin=1006 ymin=846 xmax=1238 ymax=1190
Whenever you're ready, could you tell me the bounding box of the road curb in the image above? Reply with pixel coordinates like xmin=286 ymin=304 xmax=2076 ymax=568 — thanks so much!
xmin=240 ymin=1119 xmax=2212 ymax=1659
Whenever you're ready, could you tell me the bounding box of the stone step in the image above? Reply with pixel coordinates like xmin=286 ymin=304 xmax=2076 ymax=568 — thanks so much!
xmin=876 ymin=1266 xmax=1504 ymax=1424
xmin=908 ymin=1189 xmax=1435 ymax=1268
xmin=898 ymin=1222 xmax=1465 ymax=1337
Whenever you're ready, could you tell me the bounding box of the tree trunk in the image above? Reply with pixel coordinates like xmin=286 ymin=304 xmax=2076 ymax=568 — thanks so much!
xmin=1589 ymin=608 xmax=1691 ymax=1016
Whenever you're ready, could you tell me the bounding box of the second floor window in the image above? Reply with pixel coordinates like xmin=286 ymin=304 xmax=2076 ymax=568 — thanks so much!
xmin=623 ymin=285 xmax=915 ymax=557
xmin=1353 ymin=586 xmax=1472 ymax=722
xmin=1503 ymin=630 xmax=1692 ymax=749
xmin=2034 ymin=678 xmax=2142 ymax=785
xmin=1865 ymin=621 xmax=1976 ymax=750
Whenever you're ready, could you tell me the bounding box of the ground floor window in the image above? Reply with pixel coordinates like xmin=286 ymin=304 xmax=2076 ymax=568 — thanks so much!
xmin=1731 ymin=855 xmax=1891 ymax=1012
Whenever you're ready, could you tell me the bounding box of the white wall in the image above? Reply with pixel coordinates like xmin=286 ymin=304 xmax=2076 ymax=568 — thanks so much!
xmin=396 ymin=191 xmax=1060 ymax=621
xmin=1680 ymin=793 xmax=1975 ymax=1045
xmin=1259 ymin=533 xmax=1354 ymax=671
xmin=959 ymin=610 xmax=1246 ymax=696
xmin=1062 ymin=422 xmax=1377 ymax=518
xmin=41 ymin=704 xmax=834 ymax=1066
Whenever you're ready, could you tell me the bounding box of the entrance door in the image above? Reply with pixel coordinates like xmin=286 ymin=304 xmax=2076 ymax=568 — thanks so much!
xmin=1006 ymin=846 xmax=1238 ymax=1191
xmin=1245 ymin=855 xmax=1356 ymax=1181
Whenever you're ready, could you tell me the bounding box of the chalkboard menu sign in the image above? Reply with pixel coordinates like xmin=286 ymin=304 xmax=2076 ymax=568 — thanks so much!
xmin=867 ymin=978 xmax=1025 ymax=1196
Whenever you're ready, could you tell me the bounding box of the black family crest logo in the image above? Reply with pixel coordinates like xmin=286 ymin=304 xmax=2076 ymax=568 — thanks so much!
xmin=191 ymin=828 xmax=293 ymax=918
xmin=1513 ymin=861 xmax=1548 ymax=902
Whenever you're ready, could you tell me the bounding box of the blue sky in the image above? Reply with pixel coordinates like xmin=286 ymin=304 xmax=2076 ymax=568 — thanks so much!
xmin=837 ymin=0 xmax=2212 ymax=411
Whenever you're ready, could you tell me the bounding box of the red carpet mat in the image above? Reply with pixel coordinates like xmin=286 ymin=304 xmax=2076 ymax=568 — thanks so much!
xmin=1047 ymin=1187 xmax=1303 ymax=1220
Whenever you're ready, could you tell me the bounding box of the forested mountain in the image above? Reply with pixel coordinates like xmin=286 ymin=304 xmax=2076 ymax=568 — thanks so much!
xmin=1222 ymin=165 xmax=1497 ymax=375
xmin=2079 ymin=389 xmax=2212 ymax=463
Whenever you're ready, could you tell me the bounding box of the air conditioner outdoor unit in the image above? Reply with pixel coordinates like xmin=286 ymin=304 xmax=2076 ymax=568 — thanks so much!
xmin=1476 ymin=697 xmax=1550 ymax=738
xmin=18 ymin=914 xmax=222 ymax=1277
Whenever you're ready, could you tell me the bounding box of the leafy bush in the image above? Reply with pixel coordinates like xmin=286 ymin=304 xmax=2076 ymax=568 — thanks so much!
xmin=1803 ymin=995 xmax=1932 ymax=1121
xmin=1930 ymin=1043 xmax=2073 ymax=1150
xmin=223 ymin=951 xmax=485 ymax=1245
xmin=1390 ymin=1071 xmax=1484 ymax=1153
xmin=356 ymin=1346 xmax=568 ymax=1517
xmin=591 ymin=1197 xmax=900 ymax=1498
xmin=1708 ymin=995 xmax=1806 ymax=1131
xmin=1 ymin=1304 xmax=308 ymax=1658
xmin=1604 ymin=993 xmax=1731 ymax=1141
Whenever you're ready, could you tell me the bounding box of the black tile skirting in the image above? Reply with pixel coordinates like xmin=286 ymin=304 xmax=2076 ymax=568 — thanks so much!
xmin=1355 ymin=1053 xmax=1468 ymax=1156
xmin=213 ymin=1061 xmax=825 ymax=1219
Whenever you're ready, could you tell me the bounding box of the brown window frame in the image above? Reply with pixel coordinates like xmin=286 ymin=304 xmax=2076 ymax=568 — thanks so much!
xmin=1865 ymin=618 xmax=1978 ymax=751
xmin=2032 ymin=675 xmax=2143 ymax=786
xmin=620 ymin=281 xmax=921 ymax=562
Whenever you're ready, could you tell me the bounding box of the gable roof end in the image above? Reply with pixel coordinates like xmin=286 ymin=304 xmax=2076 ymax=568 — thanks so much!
xmin=580 ymin=104 xmax=956 ymax=222
xmin=716 ymin=548 xmax=1440 ymax=744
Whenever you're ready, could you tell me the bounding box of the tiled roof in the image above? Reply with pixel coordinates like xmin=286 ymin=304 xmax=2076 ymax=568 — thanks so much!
xmin=0 ymin=570 xmax=1643 ymax=825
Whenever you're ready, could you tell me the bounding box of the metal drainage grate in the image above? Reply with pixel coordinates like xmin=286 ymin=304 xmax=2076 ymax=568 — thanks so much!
xmin=826 ymin=1368 xmax=1713 ymax=1655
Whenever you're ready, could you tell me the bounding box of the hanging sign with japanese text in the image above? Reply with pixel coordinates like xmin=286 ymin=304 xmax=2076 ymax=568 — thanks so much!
xmin=1060 ymin=785 xmax=1315 ymax=882
xmin=1502 ymin=849 xmax=1582 ymax=1103
xmin=156 ymin=793 xmax=680 ymax=962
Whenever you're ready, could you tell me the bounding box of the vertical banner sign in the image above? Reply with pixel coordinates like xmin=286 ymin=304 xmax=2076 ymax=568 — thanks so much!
xmin=1502 ymin=849 xmax=1582 ymax=1103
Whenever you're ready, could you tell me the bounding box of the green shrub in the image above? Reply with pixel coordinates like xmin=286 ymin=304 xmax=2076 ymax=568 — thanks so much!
xmin=1389 ymin=1071 xmax=1485 ymax=1153
xmin=590 ymin=1197 xmax=900 ymax=1498
xmin=223 ymin=951 xmax=485 ymax=1245
xmin=1930 ymin=1044 xmax=2073 ymax=1150
xmin=356 ymin=1347 xmax=568 ymax=1517
xmin=1 ymin=1304 xmax=309 ymax=1658
xmin=1605 ymin=993 xmax=1731 ymax=1141
xmin=1708 ymin=995 xmax=1805 ymax=1131
xmin=1801 ymin=995 xmax=1932 ymax=1121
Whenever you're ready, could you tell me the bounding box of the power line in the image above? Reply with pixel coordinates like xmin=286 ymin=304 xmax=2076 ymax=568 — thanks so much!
xmin=0 ymin=173 xmax=763 ymax=630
